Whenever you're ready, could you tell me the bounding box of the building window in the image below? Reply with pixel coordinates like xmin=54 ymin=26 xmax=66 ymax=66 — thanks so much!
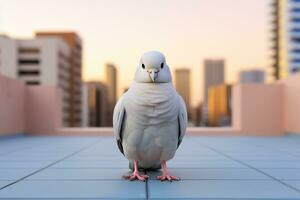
xmin=26 ymin=81 xmax=40 ymax=85
xmin=19 ymin=59 xmax=40 ymax=65
xmin=292 ymin=18 xmax=300 ymax=23
xmin=292 ymin=8 xmax=300 ymax=12
xmin=291 ymin=28 xmax=300 ymax=32
xmin=18 ymin=70 xmax=40 ymax=75
xmin=292 ymin=49 xmax=300 ymax=53
xmin=292 ymin=38 xmax=300 ymax=43
xmin=19 ymin=48 xmax=40 ymax=54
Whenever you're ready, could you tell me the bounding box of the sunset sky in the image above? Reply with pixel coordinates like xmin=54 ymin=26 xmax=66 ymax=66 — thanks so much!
xmin=0 ymin=0 xmax=271 ymax=106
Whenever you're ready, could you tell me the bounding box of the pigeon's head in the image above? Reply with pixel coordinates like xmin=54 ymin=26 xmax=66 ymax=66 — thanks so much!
xmin=134 ymin=51 xmax=172 ymax=83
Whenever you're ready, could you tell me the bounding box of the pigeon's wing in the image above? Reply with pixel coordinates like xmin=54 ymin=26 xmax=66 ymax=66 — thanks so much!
xmin=177 ymin=95 xmax=188 ymax=148
xmin=113 ymin=96 xmax=126 ymax=155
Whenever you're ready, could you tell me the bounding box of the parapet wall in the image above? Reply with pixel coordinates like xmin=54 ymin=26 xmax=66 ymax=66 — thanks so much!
xmin=0 ymin=72 xmax=299 ymax=136
xmin=236 ymin=83 xmax=284 ymax=135
xmin=25 ymin=86 xmax=62 ymax=135
xmin=279 ymin=73 xmax=300 ymax=133
xmin=0 ymin=74 xmax=62 ymax=136
xmin=0 ymin=74 xmax=26 ymax=135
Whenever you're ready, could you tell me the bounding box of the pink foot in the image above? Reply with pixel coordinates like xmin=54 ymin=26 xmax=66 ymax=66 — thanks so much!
xmin=156 ymin=160 xmax=181 ymax=182
xmin=123 ymin=160 xmax=149 ymax=181
xmin=157 ymin=174 xmax=180 ymax=181
xmin=123 ymin=171 xmax=149 ymax=181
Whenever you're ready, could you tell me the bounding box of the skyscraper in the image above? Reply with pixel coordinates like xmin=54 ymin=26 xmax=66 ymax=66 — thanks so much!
xmin=105 ymin=63 xmax=117 ymax=125
xmin=175 ymin=68 xmax=191 ymax=115
xmin=207 ymin=84 xmax=232 ymax=127
xmin=105 ymin=63 xmax=117 ymax=105
xmin=0 ymin=35 xmax=71 ymax=126
xmin=271 ymin=0 xmax=300 ymax=80
xmin=203 ymin=59 xmax=225 ymax=103
xmin=239 ymin=69 xmax=265 ymax=84
xmin=81 ymin=82 xmax=108 ymax=127
xmin=36 ymin=32 xmax=82 ymax=127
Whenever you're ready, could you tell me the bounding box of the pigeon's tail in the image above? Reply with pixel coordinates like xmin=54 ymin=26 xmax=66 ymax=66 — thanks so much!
xmin=129 ymin=161 xmax=161 ymax=171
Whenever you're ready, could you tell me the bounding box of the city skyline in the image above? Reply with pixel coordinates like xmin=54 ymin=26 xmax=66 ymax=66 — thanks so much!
xmin=0 ymin=0 xmax=271 ymax=106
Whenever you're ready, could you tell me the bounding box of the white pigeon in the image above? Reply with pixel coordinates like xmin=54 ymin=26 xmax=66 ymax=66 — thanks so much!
xmin=113 ymin=51 xmax=188 ymax=181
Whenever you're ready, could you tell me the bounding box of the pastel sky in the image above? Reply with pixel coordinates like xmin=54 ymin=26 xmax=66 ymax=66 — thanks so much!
xmin=0 ymin=0 xmax=271 ymax=106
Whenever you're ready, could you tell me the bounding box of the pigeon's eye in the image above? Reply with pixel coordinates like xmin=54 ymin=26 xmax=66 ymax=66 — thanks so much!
xmin=160 ymin=63 xmax=164 ymax=69
xmin=142 ymin=64 xmax=145 ymax=69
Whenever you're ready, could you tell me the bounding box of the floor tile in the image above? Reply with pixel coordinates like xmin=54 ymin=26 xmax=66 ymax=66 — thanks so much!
xmin=148 ymin=180 xmax=300 ymax=199
xmin=148 ymin=168 xmax=270 ymax=180
xmin=168 ymin=160 xmax=247 ymax=168
xmin=26 ymin=168 xmax=131 ymax=180
xmin=232 ymin=154 xmax=300 ymax=161
xmin=1 ymin=135 xmax=300 ymax=199
xmin=0 ymin=181 xmax=13 ymax=188
xmin=50 ymin=160 xmax=128 ymax=168
xmin=0 ymin=180 xmax=146 ymax=199
xmin=0 ymin=155 xmax=60 ymax=161
xmin=284 ymin=181 xmax=300 ymax=191
xmin=0 ymin=169 xmax=36 ymax=180
xmin=0 ymin=161 xmax=52 ymax=169
xmin=245 ymin=161 xmax=300 ymax=168
xmin=171 ymin=155 xmax=231 ymax=161
xmin=65 ymin=155 xmax=125 ymax=161
xmin=263 ymin=169 xmax=300 ymax=180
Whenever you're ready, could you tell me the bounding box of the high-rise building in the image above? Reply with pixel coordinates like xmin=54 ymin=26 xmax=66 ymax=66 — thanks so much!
xmin=271 ymin=0 xmax=300 ymax=80
xmin=105 ymin=63 xmax=117 ymax=126
xmin=0 ymin=35 xmax=71 ymax=126
xmin=207 ymin=84 xmax=232 ymax=127
xmin=36 ymin=32 xmax=82 ymax=127
xmin=105 ymin=63 xmax=117 ymax=105
xmin=81 ymin=82 xmax=108 ymax=127
xmin=201 ymin=59 xmax=225 ymax=126
xmin=239 ymin=69 xmax=265 ymax=83
xmin=203 ymin=59 xmax=225 ymax=102
xmin=190 ymin=104 xmax=202 ymax=126
xmin=175 ymin=68 xmax=191 ymax=114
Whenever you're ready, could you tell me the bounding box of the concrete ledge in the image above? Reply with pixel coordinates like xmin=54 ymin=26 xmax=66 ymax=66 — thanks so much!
xmin=57 ymin=127 xmax=113 ymax=136
xmin=54 ymin=127 xmax=241 ymax=136
xmin=54 ymin=127 xmax=287 ymax=136
xmin=187 ymin=127 xmax=241 ymax=135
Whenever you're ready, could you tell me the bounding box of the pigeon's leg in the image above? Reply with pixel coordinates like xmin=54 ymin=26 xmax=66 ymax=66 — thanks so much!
xmin=123 ymin=160 xmax=149 ymax=181
xmin=156 ymin=160 xmax=180 ymax=181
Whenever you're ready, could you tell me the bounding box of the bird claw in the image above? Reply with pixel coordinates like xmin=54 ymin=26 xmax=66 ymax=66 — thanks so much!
xmin=123 ymin=172 xmax=149 ymax=181
xmin=156 ymin=174 xmax=180 ymax=182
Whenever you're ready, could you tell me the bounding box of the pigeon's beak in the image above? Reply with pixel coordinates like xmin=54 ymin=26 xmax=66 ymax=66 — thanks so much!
xmin=148 ymin=68 xmax=158 ymax=82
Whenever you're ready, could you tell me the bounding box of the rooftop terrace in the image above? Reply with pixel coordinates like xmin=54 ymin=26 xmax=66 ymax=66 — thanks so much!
xmin=1 ymin=135 xmax=300 ymax=199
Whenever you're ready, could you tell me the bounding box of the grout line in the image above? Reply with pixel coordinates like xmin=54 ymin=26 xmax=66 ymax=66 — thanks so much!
xmin=199 ymin=142 xmax=300 ymax=194
xmin=0 ymin=139 xmax=102 ymax=191
xmin=145 ymin=170 xmax=149 ymax=200
xmin=19 ymin=178 xmax=276 ymax=181
xmin=0 ymin=198 xmax=147 ymax=200
xmin=0 ymin=198 xmax=145 ymax=200
xmin=2 ymin=166 xmax=300 ymax=170
xmin=43 ymin=167 xmax=249 ymax=169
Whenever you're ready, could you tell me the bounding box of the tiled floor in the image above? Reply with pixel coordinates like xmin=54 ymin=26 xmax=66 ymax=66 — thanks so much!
xmin=0 ymin=135 xmax=300 ymax=199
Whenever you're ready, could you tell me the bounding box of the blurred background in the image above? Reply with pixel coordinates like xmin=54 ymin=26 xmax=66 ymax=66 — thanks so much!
xmin=0 ymin=0 xmax=297 ymax=128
